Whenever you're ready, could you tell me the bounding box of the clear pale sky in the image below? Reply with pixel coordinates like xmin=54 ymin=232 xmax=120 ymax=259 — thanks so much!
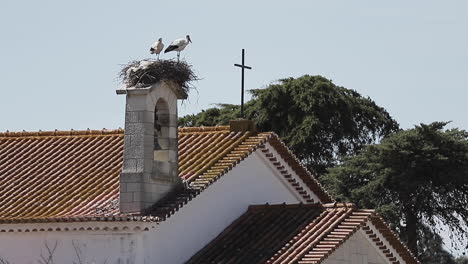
xmin=1 ymin=0 xmax=467 ymax=255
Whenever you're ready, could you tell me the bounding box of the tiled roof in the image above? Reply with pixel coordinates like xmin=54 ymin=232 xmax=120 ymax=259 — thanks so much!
xmin=0 ymin=126 xmax=331 ymax=223
xmin=187 ymin=203 xmax=420 ymax=264
xmin=0 ymin=129 xmax=123 ymax=223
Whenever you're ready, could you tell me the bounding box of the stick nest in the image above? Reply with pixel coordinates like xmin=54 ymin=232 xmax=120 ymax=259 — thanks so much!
xmin=119 ymin=59 xmax=198 ymax=94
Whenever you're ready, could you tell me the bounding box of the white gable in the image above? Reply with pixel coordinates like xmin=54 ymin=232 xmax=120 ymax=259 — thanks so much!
xmin=261 ymin=142 xmax=322 ymax=203
xmin=322 ymin=231 xmax=389 ymax=264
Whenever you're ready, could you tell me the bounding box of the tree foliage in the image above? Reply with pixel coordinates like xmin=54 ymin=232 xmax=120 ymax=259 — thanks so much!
xmin=322 ymin=122 xmax=468 ymax=257
xmin=418 ymin=225 xmax=457 ymax=264
xmin=180 ymin=75 xmax=399 ymax=175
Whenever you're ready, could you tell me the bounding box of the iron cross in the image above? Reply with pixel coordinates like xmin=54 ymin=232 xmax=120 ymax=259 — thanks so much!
xmin=234 ymin=49 xmax=252 ymax=118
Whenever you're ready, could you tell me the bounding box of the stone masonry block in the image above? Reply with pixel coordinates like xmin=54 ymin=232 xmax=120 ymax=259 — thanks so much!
xmin=133 ymin=192 xmax=143 ymax=202
xmin=120 ymin=202 xmax=142 ymax=214
xmin=152 ymin=171 xmax=170 ymax=180
xmin=144 ymin=147 xmax=153 ymax=159
xmin=157 ymin=138 xmax=169 ymax=149
xmin=124 ymin=145 xmax=145 ymax=159
xmin=143 ymin=157 xmax=153 ymax=172
xmin=152 ymin=83 xmax=170 ymax=101
xmin=169 ymin=127 xmax=177 ymax=139
xmin=136 ymin=159 xmax=146 ymax=173
xmin=154 ymin=150 xmax=169 ymax=161
xmin=120 ymin=192 xmax=134 ymax=203
xmin=126 ymin=111 xmax=154 ymax=123
xmin=143 ymin=134 xmax=154 ymax=147
xmin=121 ymin=172 xmax=144 ymax=183
xmin=168 ymin=138 xmax=177 ymax=150
xmin=124 ymin=136 xmax=131 ymax=148
xmin=129 ymin=134 xmax=144 ymax=147
xmin=125 ymin=122 xmax=153 ymax=136
xmin=125 ymin=95 xmax=152 ymax=112
xmin=154 ymin=160 xmax=170 ymax=174
xmin=141 ymin=172 xmax=154 ymax=183
xmin=168 ymin=150 xmax=178 ymax=162
xmin=120 ymin=183 xmax=127 ymax=193
xmin=159 ymin=127 xmax=169 ymax=137
xmin=122 ymin=158 xmax=137 ymax=172
xmin=127 ymin=182 xmax=142 ymax=193
xmin=128 ymin=134 xmax=153 ymax=147
xmin=138 ymin=156 xmax=153 ymax=173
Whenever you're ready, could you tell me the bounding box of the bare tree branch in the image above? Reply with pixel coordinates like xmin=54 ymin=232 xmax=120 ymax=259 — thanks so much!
xmin=38 ymin=241 xmax=57 ymax=264
xmin=71 ymin=240 xmax=83 ymax=264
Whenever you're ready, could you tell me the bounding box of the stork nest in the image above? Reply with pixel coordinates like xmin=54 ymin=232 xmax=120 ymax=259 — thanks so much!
xmin=119 ymin=59 xmax=198 ymax=94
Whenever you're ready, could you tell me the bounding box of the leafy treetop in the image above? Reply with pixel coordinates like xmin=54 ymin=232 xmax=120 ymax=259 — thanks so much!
xmin=322 ymin=122 xmax=468 ymax=257
xmin=180 ymin=75 xmax=399 ymax=176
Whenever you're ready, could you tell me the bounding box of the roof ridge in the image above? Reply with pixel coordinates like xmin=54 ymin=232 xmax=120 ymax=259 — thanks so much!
xmin=179 ymin=126 xmax=230 ymax=133
xmin=369 ymin=214 xmax=421 ymax=264
xmin=267 ymin=133 xmax=334 ymax=203
xmin=322 ymin=202 xmax=357 ymax=208
xmin=0 ymin=125 xmax=234 ymax=138
xmin=0 ymin=129 xmax=125 ymax=138
xmin=248 ymin=203 xmax=323 ymax=211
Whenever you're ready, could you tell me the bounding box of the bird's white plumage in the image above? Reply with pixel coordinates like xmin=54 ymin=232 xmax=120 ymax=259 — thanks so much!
xmin=150 ymin=38 xmax=164 ymax=55
xmin=126 ymin=60 xmax=153 ymax=77
xmin=164 ymin=35 xmax=192 ymax=61
xmin=167 ymin=37 xmax=189 ymax=52
xmin=139 ymin=60 xmax=152 ymax=69
xmin=151 ymin=42 xmax=164 ymax=55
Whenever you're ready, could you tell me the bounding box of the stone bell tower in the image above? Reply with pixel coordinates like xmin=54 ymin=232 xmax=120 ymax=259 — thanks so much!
xmin=117 ymin=80 xmax=186 ymax=213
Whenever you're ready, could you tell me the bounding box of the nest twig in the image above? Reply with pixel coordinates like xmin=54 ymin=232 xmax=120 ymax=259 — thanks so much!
xmin=119 ymin=59 xmax=198 ymax=94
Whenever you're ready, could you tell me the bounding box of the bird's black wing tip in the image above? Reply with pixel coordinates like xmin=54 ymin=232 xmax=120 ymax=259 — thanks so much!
xmin=164 ymin=45 xmax=178 ymax=53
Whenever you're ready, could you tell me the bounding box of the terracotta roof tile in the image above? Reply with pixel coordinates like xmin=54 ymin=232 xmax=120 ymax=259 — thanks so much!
xmin=186 ymin=203 xmax=324 ymax=264
xmin=0 ymin=126 xmax=330 ymax=223
xmin=0 ymin=129 xmax=124 ymax=222
xmin=187 ymin=203 xmax=420 ymax=264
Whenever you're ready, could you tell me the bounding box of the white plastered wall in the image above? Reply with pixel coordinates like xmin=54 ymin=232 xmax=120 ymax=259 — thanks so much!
xmin=322 ymin=231 xmax=390 ymax=264
xmin=0 ymin=222 xmax=151 ymax=264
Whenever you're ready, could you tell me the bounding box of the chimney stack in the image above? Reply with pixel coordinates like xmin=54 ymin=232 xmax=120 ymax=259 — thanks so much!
xmin=117 ymin=81 xmax=186 ymax=214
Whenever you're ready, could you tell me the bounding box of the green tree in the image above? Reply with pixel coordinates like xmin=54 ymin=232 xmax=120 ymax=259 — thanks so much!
xmin=180 ymin=75 xmax=399 ymax=176
xmin=418 ymin=225 xmax=457 ymax=264
xmin=322 ymin=122 xmax=468 ymax=258
xmin=179 ymin=104 xmax=240 ymax=127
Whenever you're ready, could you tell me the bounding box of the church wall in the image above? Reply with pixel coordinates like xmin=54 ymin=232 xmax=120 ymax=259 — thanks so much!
xmin=141 ymin=151 xmax=303 ymax=264
xmin=0 ymin=223 xmax=149 ymax=264
xmin=321 ymin=231 xmax=391 ymax=264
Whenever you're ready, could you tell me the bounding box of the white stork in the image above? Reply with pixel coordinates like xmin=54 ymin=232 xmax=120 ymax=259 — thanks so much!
xmin=164 ymin=35 xmax=192 ymax=61
xmin=150 ymin=38 xmax=164 ymax=59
